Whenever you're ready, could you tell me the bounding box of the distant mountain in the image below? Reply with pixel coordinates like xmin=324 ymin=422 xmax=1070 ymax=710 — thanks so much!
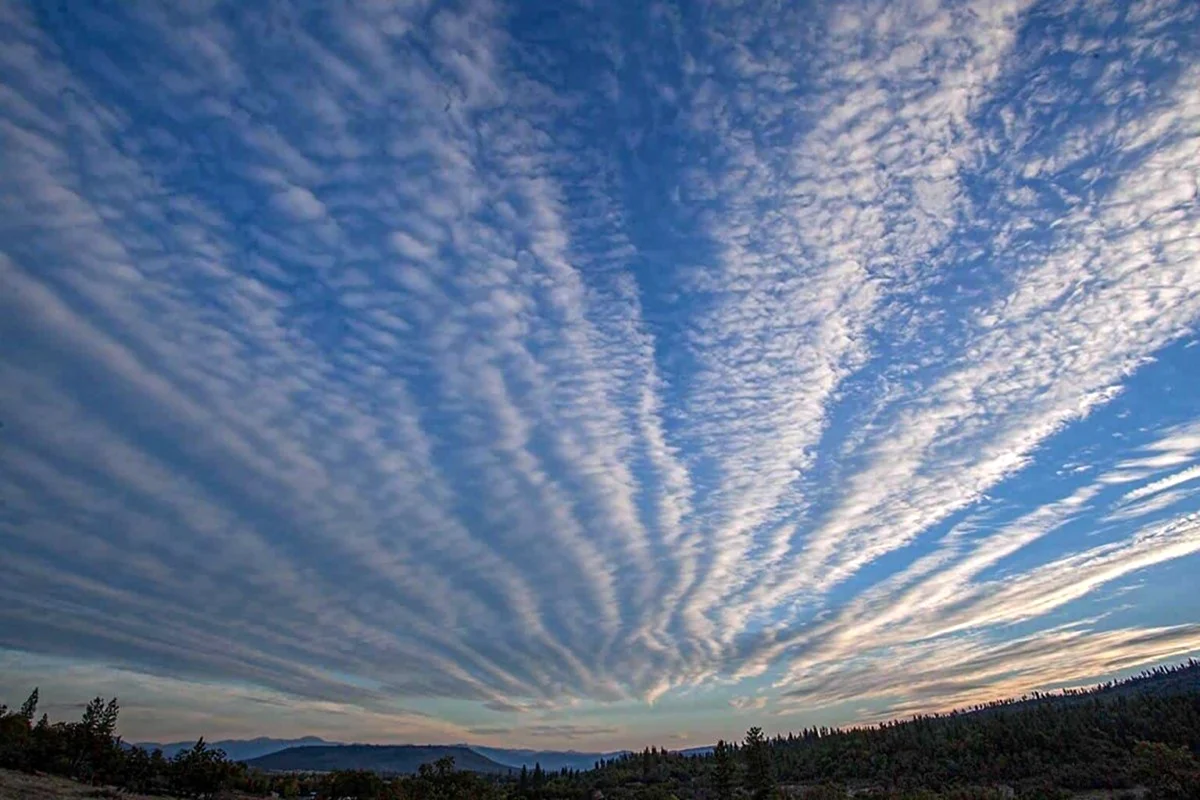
xmin=468 ymin=746 xmax=631 ymax=772
xmin=245 ymin=744 xmax=510 ymax=774
xmin=135 ymin=736 xmax=337 ymax=761
xmin=131 ymin=737 xmax=658 ymax=773
xmin=675 ymin=745 xmax=714 ymax=757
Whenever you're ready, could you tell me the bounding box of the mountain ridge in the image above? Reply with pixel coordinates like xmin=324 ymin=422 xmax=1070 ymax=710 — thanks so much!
xmin=133 ymin=736 xmax=334 ymax=761
xmin=135 ymin=737 xmax=640 ymax=772
xmin=243 ymin=744 xmax=510 ymax=775
xmin=468 ymin=746 xmax=631 ymax=772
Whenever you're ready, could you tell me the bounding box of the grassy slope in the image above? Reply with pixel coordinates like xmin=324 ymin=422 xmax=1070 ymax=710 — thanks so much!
xmin=0 ymin=769 xmax=171 ymax=800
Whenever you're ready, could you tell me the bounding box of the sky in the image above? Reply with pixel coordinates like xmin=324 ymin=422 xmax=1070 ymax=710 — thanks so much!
xmin=1 ymin=0 xmax=1199 ymax=752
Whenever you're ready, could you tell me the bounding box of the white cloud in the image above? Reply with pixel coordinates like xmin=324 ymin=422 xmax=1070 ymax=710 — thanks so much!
xmin=389 ymin=230 xmax=439 ymax=263
xmin=273 ymin=185 xmax=327 ymax=221
xmin=729 ymin=696 xmax=768 ymax=711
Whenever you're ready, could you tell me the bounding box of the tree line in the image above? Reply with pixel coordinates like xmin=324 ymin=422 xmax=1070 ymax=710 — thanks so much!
xmin=0 ymin=690 xmax=255 ymax=797
xmin=578 ymin=660 xmax=1200 ymax=799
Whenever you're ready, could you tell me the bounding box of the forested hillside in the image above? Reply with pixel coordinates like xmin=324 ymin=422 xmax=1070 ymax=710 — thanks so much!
xmin=586 ymin=661 xmax=1200 ymax=798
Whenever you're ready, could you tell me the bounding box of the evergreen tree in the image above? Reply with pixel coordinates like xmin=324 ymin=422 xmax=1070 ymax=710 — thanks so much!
xmin=743 ymin=727 xmax=774 ymax=800
xmin=712 ymin=739 xmax=735 ymax=800
xmin=18 ymin=688 xmax=38 ymax=723
xmin=169 ymin=738 xmax=238 ymax=798
xmin=72 ymin=696 xmax=121 ymax=782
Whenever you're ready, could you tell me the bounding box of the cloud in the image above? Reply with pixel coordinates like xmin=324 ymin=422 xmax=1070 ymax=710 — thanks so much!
xmin=780 ymin=623 xmax=1200 ymax=720
xmin=466 ymin=727 xmax=512 ymax=737
xmin=661 ymin=0 xmax=1034 ymax=658
xmin=729 ymin=696 xmax=768 ymax=711
xmin=0 ymin=650 xmax=456 ymax=744
xmin=524 ymin=725 xmax=621 ymax=741
xmin=272 ymin=185 xmax=327 ymax=221
xmin=0 ymin=0 xmax=1198 ymax=747
xmin=389 ymin=231 xmax=439 ymax=263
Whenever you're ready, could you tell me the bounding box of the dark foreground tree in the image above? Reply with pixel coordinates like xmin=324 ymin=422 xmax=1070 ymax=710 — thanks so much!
xmin=169 ymin=738 xmax=240 ymax=798
xmin=712 ymin=739 xmax=736 ymax=800
xmin=743 ymin=727 xmax=774 ymax=800
xmin=72 ymin=696 xmax=122 ymax=783
xmin=321 ymin=768 xmax=384 ymax=800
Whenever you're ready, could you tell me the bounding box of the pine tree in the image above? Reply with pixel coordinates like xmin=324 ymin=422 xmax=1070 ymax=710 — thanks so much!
xmin=743 ymin=726 xmax=774 ymax=800
xmin=18 ymin=688 xmax=38 ymax=722
xmin=713 ymin=739 xmax=735 ymax=800
xmin=79 ymin=698 xmax=105 ymax=736
xmin=99 ymin=698 xmax=119 ymax=740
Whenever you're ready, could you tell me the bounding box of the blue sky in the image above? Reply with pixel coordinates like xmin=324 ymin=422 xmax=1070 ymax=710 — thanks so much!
xmin=1 ymin=0 xmax=1199 ymax=750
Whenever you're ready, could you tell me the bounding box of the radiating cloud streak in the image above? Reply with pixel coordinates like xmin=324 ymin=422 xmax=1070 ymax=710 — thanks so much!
xmin=1 ymin=0 xmax=1198 ymax=745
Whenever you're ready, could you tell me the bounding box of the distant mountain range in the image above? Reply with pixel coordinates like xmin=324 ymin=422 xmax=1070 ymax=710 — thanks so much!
xmin=244 ymin=744 xmax=511 ymax=774
xmin=676 ymin=746 xmax=715 ymax=757
xmin=469 ymin=746 xmax=631 ymax=772
xmin=133 ymin=737 xmax=637 ymax=774
xmin=134 ymin=736 xmax=335 ymax=761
